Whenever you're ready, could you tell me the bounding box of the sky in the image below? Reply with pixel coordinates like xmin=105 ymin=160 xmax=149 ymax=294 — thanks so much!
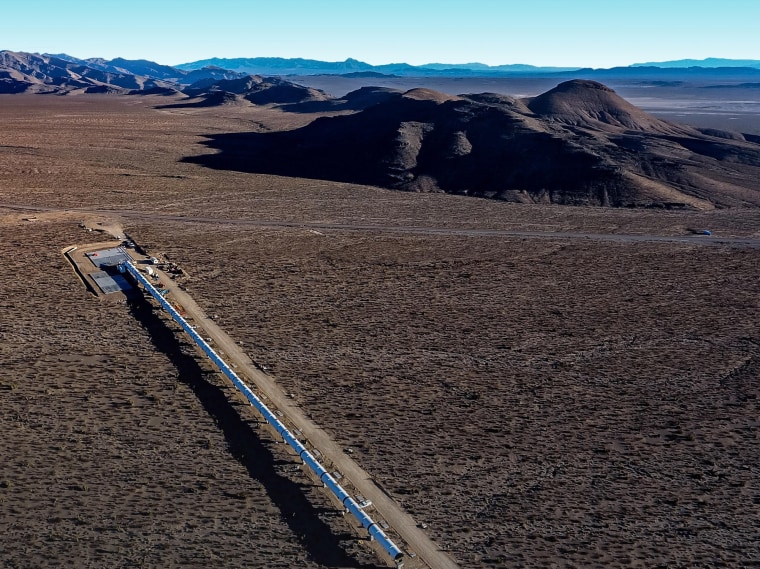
xmin=3 ymin=0 xmax=760 ymax=68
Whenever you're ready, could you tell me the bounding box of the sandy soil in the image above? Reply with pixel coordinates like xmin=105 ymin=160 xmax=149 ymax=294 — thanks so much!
xmin=1 ymin=94 xmax=758 ymax=567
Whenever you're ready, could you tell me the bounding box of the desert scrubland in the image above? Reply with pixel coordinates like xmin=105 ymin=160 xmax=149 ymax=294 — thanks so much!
xmin=0 ymin=218 xmax=385 ymax=568
xmin=131 ymin=223 xmax=760 ymax=567
xmin=1 ymin=92 xmax=759 ymax=567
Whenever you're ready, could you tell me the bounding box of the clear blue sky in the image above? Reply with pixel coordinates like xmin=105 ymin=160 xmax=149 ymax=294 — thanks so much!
xmin=4 ymin=0 xmax=759 ymax=68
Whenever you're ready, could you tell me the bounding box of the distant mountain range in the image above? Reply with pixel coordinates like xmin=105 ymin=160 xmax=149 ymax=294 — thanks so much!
xmin=0 ymin=51 xmax=246 ymax=94
xmin=2 ymin=50 xmax=760 ymax=96
xmin=175 ymin=57 xmax=578 ymax=76
xmin=632 ymin=57 xmax=760 ymax=69
xmin=176 ymin=56 xmax=760 ymax=77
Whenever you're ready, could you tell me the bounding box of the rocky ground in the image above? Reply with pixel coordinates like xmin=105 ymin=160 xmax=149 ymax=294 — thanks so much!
xmin=1 ymin=93 xmax=758 ymax=568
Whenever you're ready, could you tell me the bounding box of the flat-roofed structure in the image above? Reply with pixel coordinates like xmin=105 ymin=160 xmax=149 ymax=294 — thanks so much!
xmin=86 ymin=247 xmax=131 ymax=269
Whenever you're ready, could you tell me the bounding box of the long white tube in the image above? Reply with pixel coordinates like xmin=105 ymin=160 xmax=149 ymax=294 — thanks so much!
xmin=122 ymin=262 xmax=404 ymax=562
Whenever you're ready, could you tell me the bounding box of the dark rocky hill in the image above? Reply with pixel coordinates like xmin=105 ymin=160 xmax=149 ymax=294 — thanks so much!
xmin=185 ymin=80 xmax=760 ymax=208
xmin=2 ymin=50 xmax=758 ymax=209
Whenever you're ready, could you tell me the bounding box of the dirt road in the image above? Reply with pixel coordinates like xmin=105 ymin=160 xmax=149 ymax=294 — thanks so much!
xmin=5 ymin=202 xmax=760 ymax=247
xmin=148 ymin=262 xmax=460 ymax=569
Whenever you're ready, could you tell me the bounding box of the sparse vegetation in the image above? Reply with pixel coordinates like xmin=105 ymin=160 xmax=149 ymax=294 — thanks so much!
xmin=0 ymin=92 xmax=758 ymax=568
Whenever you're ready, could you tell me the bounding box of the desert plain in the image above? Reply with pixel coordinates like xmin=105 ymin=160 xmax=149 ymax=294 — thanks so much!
xmin=1 ymin=86 xmax=759 ymax=568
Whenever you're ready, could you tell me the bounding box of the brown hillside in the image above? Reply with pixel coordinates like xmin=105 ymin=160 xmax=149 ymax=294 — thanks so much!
xmin=402 ymin=88 xmax=462 ymax=103
xmin=525 ymin=79 xmax=699 ymax=135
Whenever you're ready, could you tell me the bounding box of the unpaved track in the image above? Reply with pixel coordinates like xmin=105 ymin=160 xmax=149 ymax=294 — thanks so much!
xmin=4 ymin=203 xmax=760 ymax=247
xmin=152 ymin=264 xmax=460 ymax=569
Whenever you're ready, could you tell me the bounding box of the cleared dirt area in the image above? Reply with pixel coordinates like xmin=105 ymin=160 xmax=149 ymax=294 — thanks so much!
xmin=1 ymin=94 xmax=759 ymax=567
